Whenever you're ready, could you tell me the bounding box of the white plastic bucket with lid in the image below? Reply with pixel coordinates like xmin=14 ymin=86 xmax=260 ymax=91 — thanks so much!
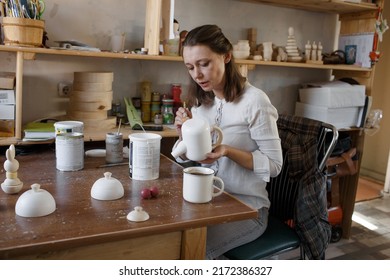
xmin=54 ymin=121 xmax=84 ymax=135
xmin=129 ymin=133 xmax=162 ymax=180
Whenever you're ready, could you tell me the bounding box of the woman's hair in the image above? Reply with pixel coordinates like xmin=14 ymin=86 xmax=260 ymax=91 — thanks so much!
xmin=182 ymin=24 xmax=246 ymax=107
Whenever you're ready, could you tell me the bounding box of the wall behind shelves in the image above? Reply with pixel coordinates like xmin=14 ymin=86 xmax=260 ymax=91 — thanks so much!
xmin=360 ymin=3 xmax=390 ymax=182
xmin=0 ymin=0 xmax=336 ymax=123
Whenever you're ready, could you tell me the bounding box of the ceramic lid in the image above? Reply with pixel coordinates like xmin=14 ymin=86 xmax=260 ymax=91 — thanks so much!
xmin=127 ymin=206 xmax=150 ymax=222
xmin=15 ymin=183 xmax=56 ymax=217
xmin=91 ymin=172 xmax=124 ymax=200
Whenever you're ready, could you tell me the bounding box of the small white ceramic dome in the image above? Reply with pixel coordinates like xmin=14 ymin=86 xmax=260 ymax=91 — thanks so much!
xmin=127 ymin=206 xmax=150 ymax=222
xmin=15 ymin=184 xmax=56 ymax=217
xmin=91 ymin=172 xmax=124 ymax=200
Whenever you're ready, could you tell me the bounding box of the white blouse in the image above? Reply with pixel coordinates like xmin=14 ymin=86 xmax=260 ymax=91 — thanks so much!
xmin=175 ymin=82 xmax=283 ymax=209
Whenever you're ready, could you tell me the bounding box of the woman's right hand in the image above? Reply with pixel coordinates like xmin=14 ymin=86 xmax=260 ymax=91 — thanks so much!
xmin=174 ymin=107 xmax=191 ymax=139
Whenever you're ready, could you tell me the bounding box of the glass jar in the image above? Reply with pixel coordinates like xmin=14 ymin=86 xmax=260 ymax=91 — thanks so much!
xmin=162 ymin=99 xmax=174 ymax=124
xmin=171 ymin=83 xmax=182 ymax=102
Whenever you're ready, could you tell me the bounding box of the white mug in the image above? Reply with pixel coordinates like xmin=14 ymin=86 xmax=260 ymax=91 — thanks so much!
xmin=171 ymin=117 xmax=223 ymax=161
xmin=183 ymin=166 xmax=224 ymax=203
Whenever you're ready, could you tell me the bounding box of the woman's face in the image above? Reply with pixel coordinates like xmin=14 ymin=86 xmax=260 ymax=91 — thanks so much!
xmin=183 ymin=45 xmax=229 ymax=96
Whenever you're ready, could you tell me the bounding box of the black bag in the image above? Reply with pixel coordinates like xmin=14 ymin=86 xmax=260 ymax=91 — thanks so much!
xmin=322 ymin=50 xmax=346 ymax=64
xmin=326 ymin=132 xmax=352 ymax=157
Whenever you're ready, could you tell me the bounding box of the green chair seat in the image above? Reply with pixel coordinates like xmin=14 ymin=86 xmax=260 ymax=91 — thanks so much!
xmin=224 ymin=216 xmax=300 ymax=260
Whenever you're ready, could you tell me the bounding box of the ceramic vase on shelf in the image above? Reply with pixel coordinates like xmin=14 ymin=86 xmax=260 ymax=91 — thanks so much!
xmin=263 ymin=42 xmax=273 ymax=61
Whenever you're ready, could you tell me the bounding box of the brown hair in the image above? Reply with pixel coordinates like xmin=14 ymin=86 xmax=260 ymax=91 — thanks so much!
xmin=182 ymin=24 xmax=246 ymax=107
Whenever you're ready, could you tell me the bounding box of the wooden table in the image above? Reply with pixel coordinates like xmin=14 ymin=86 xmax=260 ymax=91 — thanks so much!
xmin=0 ymin=147 xmax=257 ymax=260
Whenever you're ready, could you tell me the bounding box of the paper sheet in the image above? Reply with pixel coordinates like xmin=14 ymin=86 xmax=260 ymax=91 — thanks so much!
xmin=338 ymin=33 xmax=375 ymax=68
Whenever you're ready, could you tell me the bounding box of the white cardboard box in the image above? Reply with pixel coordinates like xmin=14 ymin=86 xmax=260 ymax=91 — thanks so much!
xmin=295 ymin=102 xmax=362 ymax=129
xmin=0 ymin=104 xmax=15 ymax=120
xmin=299 ymin=84 xmax=366 ymax=108
xmin=0 ymin=90 xmax=15 ymax=105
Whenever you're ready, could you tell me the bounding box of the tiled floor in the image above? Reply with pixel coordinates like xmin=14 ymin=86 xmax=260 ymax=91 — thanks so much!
xmin=326 ymin=191 xmax=390 ymax=260
xmin=277 ymin=191 xmax=390 ymax=260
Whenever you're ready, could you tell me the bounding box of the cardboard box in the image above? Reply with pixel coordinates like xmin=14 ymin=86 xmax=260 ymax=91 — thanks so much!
xmin=295 ymin=102 xmax=362 ymax=129
xmin=0 ymin=120 xmax=15 ymax=137
xmin=299 ymin=80 xmax=366 ymax=107
xmin=299 ymin=85 xmax=366 ymax=108
xmin=0 ymin=104 xmax=15 ymax=120
xmin=0 ymin=89 xmax=15 ymax=104
xmin=0 ymin=72 xmax=16 ymax=89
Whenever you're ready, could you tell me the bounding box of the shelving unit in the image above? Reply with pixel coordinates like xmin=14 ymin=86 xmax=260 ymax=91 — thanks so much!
xmin=0 ymin=42 xmax=374 ymax=146
xmin=243 ymin=0 xmax=379 ymax=14
xmin=0 ymin=0 xmax=385 ymax=239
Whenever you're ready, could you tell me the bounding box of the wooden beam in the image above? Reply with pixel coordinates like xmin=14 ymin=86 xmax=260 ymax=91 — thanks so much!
xmin=144 ymin=0 xmax=162 ymax=55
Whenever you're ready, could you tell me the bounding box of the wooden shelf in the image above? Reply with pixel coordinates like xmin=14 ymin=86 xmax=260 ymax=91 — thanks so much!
xmin=0 ymin=125 xmax=178 ymax=146
xmin=0 ymin=45 xmax=373 ymax=73
xmin=0 ymin=45 xmax=183 ymax=62
xmin=241 ymin=0 xmax=379 ymax=14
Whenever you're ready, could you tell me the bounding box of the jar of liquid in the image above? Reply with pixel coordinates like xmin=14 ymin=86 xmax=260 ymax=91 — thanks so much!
xmin=171 ymin=83 xmax=182 ymax=103
xmin=106 ymin=133 xmax=123 ymax=164
xmin=162 ymin=99 xmax=174 ymax=124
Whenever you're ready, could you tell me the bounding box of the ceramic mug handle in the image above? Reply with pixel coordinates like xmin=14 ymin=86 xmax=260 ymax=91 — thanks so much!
xmin=211 ymin=176 xmax=225 ymax=198
xmin=211 ymin=126 xmax=224 ymax=149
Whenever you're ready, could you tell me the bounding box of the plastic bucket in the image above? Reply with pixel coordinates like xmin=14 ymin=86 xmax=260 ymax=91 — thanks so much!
xmin=2 ymin=17 xmax=44 ymax=47
xmin=129 ymin=133 xmax=162 ymax=180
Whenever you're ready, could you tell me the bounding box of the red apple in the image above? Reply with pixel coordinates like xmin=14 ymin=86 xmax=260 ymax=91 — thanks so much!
xmin=141 ymin=188 xmax=152 ymax=199
xmin=150 ymin=186 xmax=159 ymax=198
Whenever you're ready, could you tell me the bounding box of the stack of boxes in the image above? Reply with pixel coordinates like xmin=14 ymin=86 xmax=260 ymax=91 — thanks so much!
xmin=67 ymin=71 xmax=116 ymax=130
xmin=295 ymin=80 xmax=367 ymax=129
xmin=0 ymin=72 xmax=16 ymax=137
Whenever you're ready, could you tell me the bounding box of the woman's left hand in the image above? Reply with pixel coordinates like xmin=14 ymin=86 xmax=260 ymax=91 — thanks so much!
xmin=199 ymin=145 xmax=228 ymax=164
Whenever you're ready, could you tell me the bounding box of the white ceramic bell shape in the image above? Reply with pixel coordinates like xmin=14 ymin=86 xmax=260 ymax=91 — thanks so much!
xmin=15 ymin=183 xmax=56 ymax=218
xmin=171 ymin=117 xmax=223 ymax=161
xmin=3 ymin=145 xmax=19 ymax=173
xmin=1 ymin=144 xmax=23 ymax=194
xmin=91 ymin=172 xmax=124 ymax=200
xmin=127 ymin=206 xmax=150 ymax=222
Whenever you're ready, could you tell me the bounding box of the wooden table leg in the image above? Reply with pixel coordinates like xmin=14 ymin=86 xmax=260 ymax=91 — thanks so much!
xmin=181 ymin=227 xmax=207 ymax=260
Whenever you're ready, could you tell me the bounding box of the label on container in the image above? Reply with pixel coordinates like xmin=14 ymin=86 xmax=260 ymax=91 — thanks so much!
xmin=56 ymin=132 xmax=84 ymax=171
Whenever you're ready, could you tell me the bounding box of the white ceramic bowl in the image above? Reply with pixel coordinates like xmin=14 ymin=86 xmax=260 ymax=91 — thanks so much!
xmin=233 ymin=50 xmax=250 ymax=60
xmin=15 ymin=184 xmax=56 ymax=217
xmin=91 ymin=172 xmax=124 ymax=200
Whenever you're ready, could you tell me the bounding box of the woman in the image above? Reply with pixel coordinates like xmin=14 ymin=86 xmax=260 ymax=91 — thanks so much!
xmin=173 ymin=24 xmax=283 ymax=259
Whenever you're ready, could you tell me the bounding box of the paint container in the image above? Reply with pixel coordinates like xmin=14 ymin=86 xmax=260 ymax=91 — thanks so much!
xmin=106 ymin=133 xmax=123 ymax=164
xmin=55 ymin=132 xmax=84 ymax=171
xmin=129 ymin=133 xmax=162 ymax=180
xmin=54 ymin=121 xmax=84 ymax=135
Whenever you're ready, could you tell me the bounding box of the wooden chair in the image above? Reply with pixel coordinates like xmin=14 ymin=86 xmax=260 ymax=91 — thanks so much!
xmin=224 ymin=114 xmax=338 ymax=260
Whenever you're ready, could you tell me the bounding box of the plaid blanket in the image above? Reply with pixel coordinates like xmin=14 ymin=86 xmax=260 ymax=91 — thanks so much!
xmin=277 ymin=114 xmax=331 ymax=259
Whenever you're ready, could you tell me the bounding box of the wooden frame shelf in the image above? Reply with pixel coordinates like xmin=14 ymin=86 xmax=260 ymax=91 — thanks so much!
xmin=241 ymin=0 xmax=379 ymax=14
xmin=0 ymin=45 xmax=373 ymax=73
xmin=0 ymin=41 xmax=374 ymax=147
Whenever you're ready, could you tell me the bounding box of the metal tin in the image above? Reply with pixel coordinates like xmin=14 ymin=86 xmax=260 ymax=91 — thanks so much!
xmin=55 ymin=132 xmax=84 ymax=171
xmin=106 ymin=132 xmax=123 ymax=164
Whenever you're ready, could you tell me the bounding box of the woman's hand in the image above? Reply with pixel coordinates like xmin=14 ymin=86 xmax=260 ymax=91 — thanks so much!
xmin=199 ymin=144 xmax=228 ymax=164
xmin=174 ymin=106 xmax=192 ymax=139
xmin=201 ymin=144 xmax=254 ymax=171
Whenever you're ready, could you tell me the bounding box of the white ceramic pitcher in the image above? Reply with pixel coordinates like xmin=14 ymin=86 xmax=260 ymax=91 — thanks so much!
xmin=171 ymin=117 xmax=223 ymax=161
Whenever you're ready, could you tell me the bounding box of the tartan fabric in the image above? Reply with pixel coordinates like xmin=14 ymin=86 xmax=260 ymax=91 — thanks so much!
xmin=277 ymin=114 xmax=331 ymax=259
